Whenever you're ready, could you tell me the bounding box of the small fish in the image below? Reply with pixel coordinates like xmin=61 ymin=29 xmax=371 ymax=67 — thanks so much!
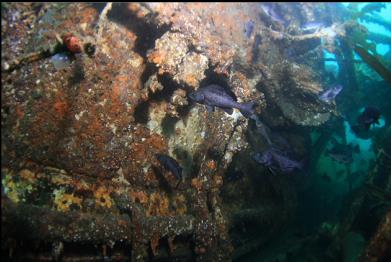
xmin=361 ymin=3 xmax=386 ymax=14
xmin=260 ymin=3 xmax=286 ymax=25
xmin=189 ymin=84 xmax=257 ymax=118
xmin=253 ymin=148 xmax=303 ymax=174
xmin=351 ymin=106 xmax=382 ymax=135
xmin=301 ymin=21 xmax=325 ymax=32
xmin=251 ymin=115 xmax=273 ymax=145
xmin=319 ymin=84 xmax=343 ymax=103
xmin=358 ymin=106 xmax=381 ymax=129
xmin=244 ymin=20 xmax=255 ymax=38
xmin=325 ymin=139 xmax=360 ymax=164
xmin=156 ymin=154 xmax=182 ymax=180
xmin=327 ymin=153 xmax=353 ymax=164
xmin=321 ymin=173 xmax=332 ymax=183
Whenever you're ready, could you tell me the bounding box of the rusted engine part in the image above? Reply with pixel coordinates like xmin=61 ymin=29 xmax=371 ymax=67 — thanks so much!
xmin=1 ymin=3 xmax=148 ymax=177
xmin=1 ymin=143 xmax=236 ymax=261
xmin=0 ymin=3 xmax=242 ymax=261
xmin=1 ymin=198 xmax=195 ymax=261
xmin=0 ymin=159 xmax=233 ymax=261
xmin=142 ymin=2 xmax=330 ymax=128
xmin=358 ymin=211 xmax=391 ymax=262
xmin=0 ymin=164 xmax=223 ymax=261
xmin=1 ymin=2 xmax=331 ymax=261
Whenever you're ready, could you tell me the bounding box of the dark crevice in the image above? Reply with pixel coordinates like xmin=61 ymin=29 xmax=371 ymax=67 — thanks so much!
xmin=251 ymin=34 xmax=262 ymax=64
xmin=134 ymin=72 xmax=192 ymax=125
xmin=103 ymin=3 xmax=171 ymax=59
xmin=68 ymin=58 xmax=85 ymax=86
xmin=187 ymin=43 xmax=203 ymax=54
xmin=140 ymin=62 xmax=159 ymax=87
xmin=199 ymin=66 xmax=236 ymax=99
xmin=172 ymin=147 xmax=194 ymax=181
xmin=199 ymin=66 xmax=229 ymax=89
xmin=162 ymin=115 xmax=178 ymax=137
xmin=1 ymin=240 xmax=132 ymax=261
xmin=89 ymin=3 xmax=107 ymax=14
xmin=133 ymin=101 xmax=150 ymax=124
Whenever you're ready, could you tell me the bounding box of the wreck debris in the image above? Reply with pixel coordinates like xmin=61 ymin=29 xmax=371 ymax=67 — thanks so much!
xmin=174 ymin=52 xmax=209 ymax=88
xmin=2 ymin=2 xmax=389 ymax=261
xmin=51 ymin=241 xmax=64 ymax=261
xmin=0 ymin=3 xmax=307 ymax=259
xmin=170 ymin=88 xmax=188 ymax=107
xmin=96 ymin=2 xmax=113 ymax=41
xmin=148 ymin=32 xmax=189 ymax=75
xmin=2 ymin=47 xmax=54 ymax=73
xmin=144 ymin=73 xmax=164 ymax=94
xmin=2 ymin=32 xmax=96 ymax=73
xmin=358 ymin=211 xmax=391 ymax=262
xmin=261 ymin=61 xmax=333 ymax=126
xmin=147 ymin=31 xmax=209 ymax=89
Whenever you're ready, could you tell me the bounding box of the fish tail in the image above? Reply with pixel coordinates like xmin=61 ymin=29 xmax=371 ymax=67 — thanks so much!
xmin=239 ymin=101 xmax=257 ymax=118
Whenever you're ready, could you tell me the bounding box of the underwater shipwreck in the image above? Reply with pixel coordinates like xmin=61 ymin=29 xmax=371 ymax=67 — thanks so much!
xmin=1 ymin=2 xmax=391 ymax=262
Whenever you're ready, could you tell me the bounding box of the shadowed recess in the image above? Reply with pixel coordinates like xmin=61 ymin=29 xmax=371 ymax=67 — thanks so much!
xmin=105 ymin=3 xmax=171 ymax=58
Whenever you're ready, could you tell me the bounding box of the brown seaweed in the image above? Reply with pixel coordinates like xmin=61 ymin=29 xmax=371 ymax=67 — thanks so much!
xmin=354 ymin=45 xmax=391 ymax=86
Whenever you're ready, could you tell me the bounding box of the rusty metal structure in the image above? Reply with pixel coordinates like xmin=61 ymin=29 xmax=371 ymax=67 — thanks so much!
xmin=1 ymin=3 xmax=390 ymax=261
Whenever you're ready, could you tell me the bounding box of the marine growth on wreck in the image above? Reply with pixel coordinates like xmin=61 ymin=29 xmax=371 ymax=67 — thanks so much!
xmin=1 ymin=2 xmax=391 ymax=262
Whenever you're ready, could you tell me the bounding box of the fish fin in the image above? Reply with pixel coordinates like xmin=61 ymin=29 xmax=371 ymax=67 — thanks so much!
xmin=239 ymin=101 xmax=257 ymax=118
xmin=221 ymin=107 xmax=233 ymax=115
xmin=208 ymin=84 xmax=237 ymax=101
xmin=206 ymin=105 xmax=215 ymax=113
xmin=209 ymin=84 xmax=226 ymax=92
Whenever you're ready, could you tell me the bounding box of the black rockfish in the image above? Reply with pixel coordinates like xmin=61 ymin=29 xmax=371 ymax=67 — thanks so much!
xmin=189 ymin=84 xmax=257 ymax=118
xmin=325 ymin=138 xmax=360 ymax=164
xmin=156 ymin=154 xmax=182 ymax=180
xmin=351 ymin=106 xmax=381 ymax=134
